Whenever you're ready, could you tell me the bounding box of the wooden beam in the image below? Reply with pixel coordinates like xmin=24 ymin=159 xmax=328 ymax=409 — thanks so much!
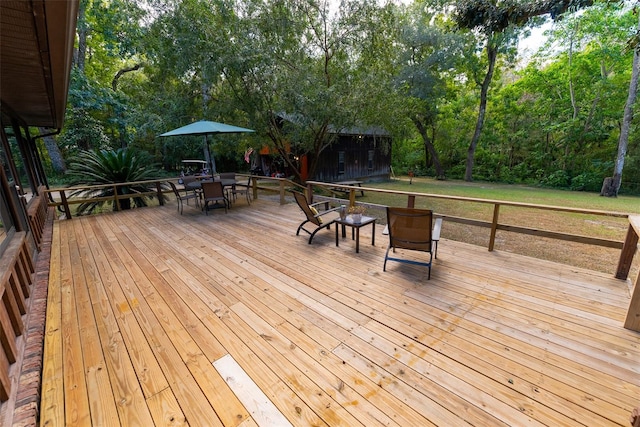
xmin=616 ymin=216 xmax=640 ymax=279
xmin=625 ymin=268 xmax=640 ymax=331
xmin=488 ymin=204 xmax=500 ymax=252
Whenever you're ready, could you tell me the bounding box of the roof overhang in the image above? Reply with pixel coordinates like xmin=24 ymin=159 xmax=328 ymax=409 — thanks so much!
xmin=1 ymin=0 xmax=79 ymax=128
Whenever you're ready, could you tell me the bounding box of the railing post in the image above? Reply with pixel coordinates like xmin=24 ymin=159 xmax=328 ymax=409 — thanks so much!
xmin=616 ymin=221 xmax=639 ymax=279
xmin=624 ymin=269 xmax=640 ymax=331
xmin=407 ymin=195 xmax=415 ymax=208
xmin=251 ymin=176 xmax=258 ymax=201
xmin=279 ymin=179 xmax=286 ymax=205
xmin=113 ymin=185 xmax=120 ymax=211
xmin=349 ymin=188 xmax=356 ymax=207
xmin=488 ymin=203 xmax=500 ymax=251
xmin=59 ymin=190 xmax=72 ymax=220
xmin=306 ymin=183 xmax=313 ymax=203
xmin=156 ymin=182 xmax=164 ymax=206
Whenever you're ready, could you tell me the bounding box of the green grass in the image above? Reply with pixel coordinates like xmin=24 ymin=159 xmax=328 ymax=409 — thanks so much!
xmin=367 ymin=176 xmax=640 ymax=214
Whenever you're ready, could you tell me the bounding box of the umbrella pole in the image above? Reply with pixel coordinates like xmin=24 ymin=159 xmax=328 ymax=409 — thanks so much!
xmin=204 ymin=135 xmax=216 ymax=175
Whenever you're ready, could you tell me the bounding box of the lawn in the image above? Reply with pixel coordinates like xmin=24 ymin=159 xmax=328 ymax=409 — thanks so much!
xmin=368 ymin=176 xmax=640 ymax=213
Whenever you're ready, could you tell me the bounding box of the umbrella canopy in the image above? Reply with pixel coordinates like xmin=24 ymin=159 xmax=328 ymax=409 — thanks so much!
xmin=159 ymin=120 xmax=254 ymax=174
xmin=159 ymin=120 xmax=254 ymax=137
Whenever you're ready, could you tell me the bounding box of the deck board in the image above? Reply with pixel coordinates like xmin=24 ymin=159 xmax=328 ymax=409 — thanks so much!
xmin=41 ymin=199 xmax=640 ymax=426
xmin=40 ymin=221 xmax=64 ymax=426
xmin=60 ymin=218 xmax=92 ymax=426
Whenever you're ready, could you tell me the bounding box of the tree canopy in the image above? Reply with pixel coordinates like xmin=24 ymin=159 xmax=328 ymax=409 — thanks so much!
xmin=47 ymin=0 xmax=640 ymax=194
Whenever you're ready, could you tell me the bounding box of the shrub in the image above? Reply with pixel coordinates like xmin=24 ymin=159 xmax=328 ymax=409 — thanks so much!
xmin=539 ymin=170 xmax=570 ymax=188
xmin=66 ymin=148 xmax=162 ymax=215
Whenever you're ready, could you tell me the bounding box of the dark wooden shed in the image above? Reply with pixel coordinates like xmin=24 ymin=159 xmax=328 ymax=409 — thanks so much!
xmin=312 ymin=127 xmax=391 ymax=182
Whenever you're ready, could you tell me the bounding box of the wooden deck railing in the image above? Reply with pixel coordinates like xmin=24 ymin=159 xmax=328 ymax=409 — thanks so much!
xmin=24 ymin=186 xmax=49 ymax=250
xmin=0 ymin=186 xmax=50 ymax=404
xmin=623 ymin=215 xmax=640 ymax=331
xmin=0 ymin=231 xmax=34 ymax=401
xmin=45 ymin=177 xmax=637 ymax=275
xmin=45 ymin=179 xmax=170 ymax=219
xmin=305 ymin=181 xmax=635 ymax=275
xmin=44 ymin=176 xmax=309 ymax=218
xmin=44 ymin=177 xmax=637 ymax=278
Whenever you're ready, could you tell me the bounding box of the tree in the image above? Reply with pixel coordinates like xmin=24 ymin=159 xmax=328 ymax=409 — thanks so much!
xmin=453 ymin=0 xmax=594 ymax=181
xmin=602 ymin=7 xmax=640 ymax=196
xmin=64 ymin=0 xmax=148 ymax=150
xmin=395 ymin=3 xmax=469 ymax=179
xmin=213 ymin=0 xmax=400 ymax=181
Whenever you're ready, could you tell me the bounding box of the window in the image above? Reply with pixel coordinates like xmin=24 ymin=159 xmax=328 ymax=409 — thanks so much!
xmin=368 ymin=150 xmax=374 ymax=170
xmin=0 ymin=131 xmax=17 ymax=252
xmin=338 ymin=151 xmax=345 ymax=174
xmin=1 ymin=126 xmax=35 ymax=199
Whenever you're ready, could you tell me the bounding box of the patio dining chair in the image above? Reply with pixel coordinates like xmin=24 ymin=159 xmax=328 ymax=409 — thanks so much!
xmin=219 ymin=172 xmax=236 ymax=180
xmin=169 ymin=181 xmax=199 ymax=214
xmin=202 ymin=181 xmax=228 ymax=215
xmin=181 ymin=175 xmax=198 ymax=188
xmin=383 ymin=206 xmax=435 ymax=279
xmin=229 ymin=175 xmax=252 ymax=205
xmin=292 ymin=191 xmax=340 ymax=244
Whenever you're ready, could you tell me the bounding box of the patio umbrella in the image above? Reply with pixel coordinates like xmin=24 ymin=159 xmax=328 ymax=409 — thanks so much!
xmin=159 ymin=120 xmax=255 ymax=174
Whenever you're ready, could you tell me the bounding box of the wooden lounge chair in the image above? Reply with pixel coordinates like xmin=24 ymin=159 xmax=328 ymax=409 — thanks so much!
xmin=169 ymin=181 xmax=199 ymax=214
xmin=383 ymin=207 xmax=437 ymax=279
xmin=382 ymin=216 xmax=442 ymax=258
xmin=202 ymin=181 xmax=228 ymax=215
xmin=292 ymin=191 xmax=340 ymax=244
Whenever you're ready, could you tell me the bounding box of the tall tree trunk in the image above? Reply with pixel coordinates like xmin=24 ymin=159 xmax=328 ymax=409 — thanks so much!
xmin=412 ymin=118 xmax=445 ymax=179
xmin=568 ymin=30 xmax=579 ymax=120
xmin=601 ymin=15 xmax=640 ymax=197
xmin=39 ymin=128 xmax=66 ymax=173
xmin=74 ymin=0 xmax=87 ymax=72
xmin=465 ymin=41 xmax=497 ymax=182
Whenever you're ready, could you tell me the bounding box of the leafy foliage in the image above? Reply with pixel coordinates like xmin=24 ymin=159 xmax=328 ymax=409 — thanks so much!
xmin=66 ymin=148 xmax=162 ymax=215
xmin=48 ymin=0 xmax=640 ymax=194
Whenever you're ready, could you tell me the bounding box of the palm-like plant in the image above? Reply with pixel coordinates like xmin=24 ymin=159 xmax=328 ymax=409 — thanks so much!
xmin=66 ymin=148 xmax=162 ymax=215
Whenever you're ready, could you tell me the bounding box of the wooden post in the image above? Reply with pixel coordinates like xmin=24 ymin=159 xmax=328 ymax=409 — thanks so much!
xmin=407 ymin=195 xmax=415 ymax=208
xmin=615 ymin=218 xmax=639 ymax=279
xmin=624 ymin=217 xmax=640 ymax=331
xmin=113 ymin=185 xmax=120 ymax=211
xmin=59 ymin=190 xmax=72 ymax=220
xmin=625 ymin=270 xmax=640 ymax=331
xmin=306 ymin=183 xmax=313 ymax=204
xmin=488 ymin=204 xmax=500 ymax=252
xmin=251 ymin=176 xmax=258 ymax=201
xmin=156 ymin=182 xmax=164 ymax=206
xmin=279 ymin=180 xmax=286 ymax=205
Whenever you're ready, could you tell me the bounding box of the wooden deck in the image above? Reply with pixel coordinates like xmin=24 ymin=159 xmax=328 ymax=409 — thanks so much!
xmin=40 ymin=198 xmax=639 ymax=426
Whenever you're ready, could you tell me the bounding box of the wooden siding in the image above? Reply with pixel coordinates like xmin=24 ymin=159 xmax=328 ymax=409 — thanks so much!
xmin=40 ymin=199 xmax=639 ymax=426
